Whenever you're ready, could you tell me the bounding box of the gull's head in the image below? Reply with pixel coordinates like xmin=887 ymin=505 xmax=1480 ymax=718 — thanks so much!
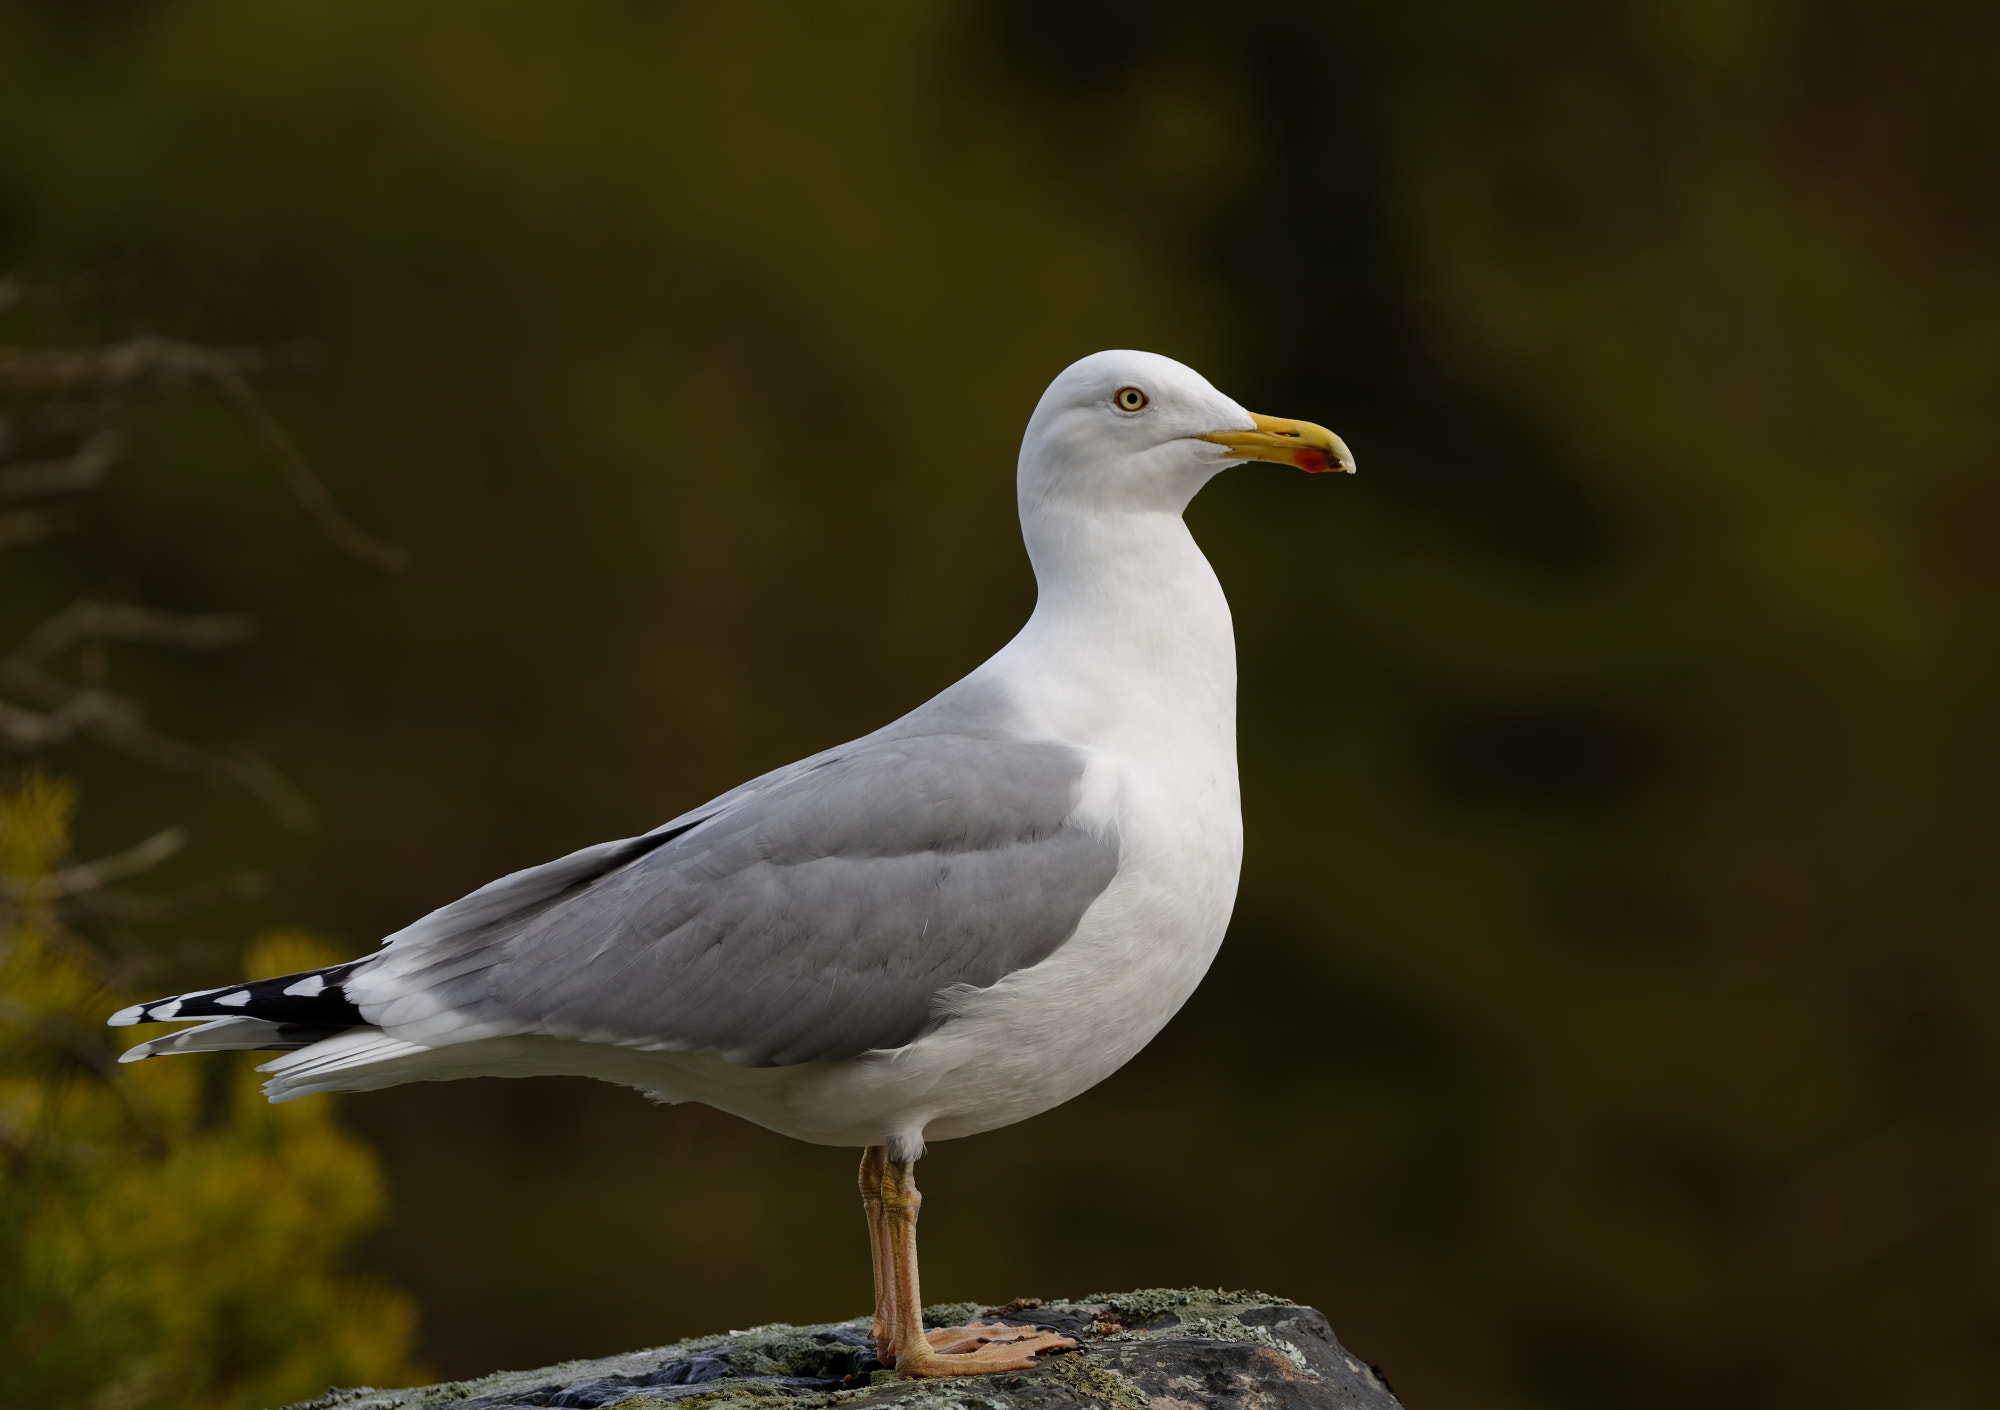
xmin=1019 ymin=349 xmax=1354 ymax=515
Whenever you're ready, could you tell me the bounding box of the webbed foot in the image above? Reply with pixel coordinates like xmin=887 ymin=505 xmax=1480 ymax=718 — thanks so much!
xmin=895 ymin=1321 xmax=1075 ymax=1377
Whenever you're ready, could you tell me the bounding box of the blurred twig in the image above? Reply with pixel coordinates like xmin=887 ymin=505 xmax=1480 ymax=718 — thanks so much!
xmin=0 ymin=610 xmax=316 ymax=832
xmin=0 ymin=315 xmax=393 ymax=834
xmin=0 ymin=815 xmax=262 ymax=923
xmin=71 ymin=870 xmax=268 ymax=925
xmin=205 ymin=362 xmax=411 ymax=574
xmin=0 ymin=334 xmax=410 ymax=573
xmin=16 ymin=602 xmax=257 ymax=666
xmin=0 ymin=308 xmax=353 ymax=964
xmin=0 ymin=827 xmax=185 ymax=904
xmin=0 ymin=336 xmax=276 ymax=393
xmin=0 ymin=503 xmax=78 ymax=550
xmin=0 ymin=428 xmax=119 ymax=503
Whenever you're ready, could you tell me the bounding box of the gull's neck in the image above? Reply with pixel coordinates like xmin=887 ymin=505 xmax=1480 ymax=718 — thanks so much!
xmin=983 ymin=501 xmax=1237 ymax=751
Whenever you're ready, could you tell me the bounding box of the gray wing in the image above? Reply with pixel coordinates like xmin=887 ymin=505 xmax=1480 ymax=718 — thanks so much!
xmin=346 ymin=727 xmax=1119 ymax=1066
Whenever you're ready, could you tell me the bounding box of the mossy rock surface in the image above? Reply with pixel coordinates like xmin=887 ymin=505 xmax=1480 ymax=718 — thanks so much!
xmin=281 ymin=1290 xmax=1403 ymax=1410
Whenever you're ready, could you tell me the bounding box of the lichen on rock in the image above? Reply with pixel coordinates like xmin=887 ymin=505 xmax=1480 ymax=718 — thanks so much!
xmin=281 ymin=1290 xmax=1402 ymax=1410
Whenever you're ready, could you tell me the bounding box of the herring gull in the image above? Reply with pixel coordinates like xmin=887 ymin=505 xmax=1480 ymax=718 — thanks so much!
xmin=110 ymin=349 xmax=1353 ymax=1378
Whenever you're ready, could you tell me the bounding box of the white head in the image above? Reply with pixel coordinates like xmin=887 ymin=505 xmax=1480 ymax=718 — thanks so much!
xmin=1018 ymin=349 xmax=1353 ymax=518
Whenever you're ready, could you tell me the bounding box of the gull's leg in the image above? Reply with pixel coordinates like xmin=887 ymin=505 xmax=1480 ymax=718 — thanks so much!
xmin=882 ymin=1154 xmax=1076 ymax=1378
xmin=859 ymin=1145 xmax=897 ymax=1363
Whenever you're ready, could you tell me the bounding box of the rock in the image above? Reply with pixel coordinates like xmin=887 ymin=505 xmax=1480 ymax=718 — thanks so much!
xmin=283 ymin=1290 xmax=1405 ymax=1410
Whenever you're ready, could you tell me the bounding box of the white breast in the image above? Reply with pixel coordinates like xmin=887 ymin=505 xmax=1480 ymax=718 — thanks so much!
xmin=900 ymin=744 xmax=1243 ymax=1145
xmin=584 ymin=445 xmax=1250 ymax=1152
xmin=761 ymin=507 xmax=1245 ymax=1150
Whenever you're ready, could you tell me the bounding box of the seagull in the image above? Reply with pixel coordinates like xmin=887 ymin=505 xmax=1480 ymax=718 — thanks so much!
xmin=109 ymin=349 xmax=1353 ymax=1378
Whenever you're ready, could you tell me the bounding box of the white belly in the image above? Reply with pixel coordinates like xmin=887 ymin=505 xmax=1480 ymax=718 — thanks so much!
xmin=262 ymin=743 xmax=1243 ymax=1147
xmin=721 ymin=741 xmax=1244 ymax=1150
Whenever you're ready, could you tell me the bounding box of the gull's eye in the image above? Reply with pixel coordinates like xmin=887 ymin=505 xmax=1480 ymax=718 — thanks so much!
xmin=1113 ymin=386 xmax=1149 ymax=413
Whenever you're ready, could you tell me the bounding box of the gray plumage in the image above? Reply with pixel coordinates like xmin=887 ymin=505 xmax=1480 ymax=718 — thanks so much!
xmin=115 ymin=690 xmax=1121 ymax=1070
xmin=318 ymin=692 xmax=1122 ymax=1067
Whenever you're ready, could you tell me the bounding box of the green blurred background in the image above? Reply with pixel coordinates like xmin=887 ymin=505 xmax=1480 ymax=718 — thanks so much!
xmin=4 ymin=1 xmax=1999 ymax=1407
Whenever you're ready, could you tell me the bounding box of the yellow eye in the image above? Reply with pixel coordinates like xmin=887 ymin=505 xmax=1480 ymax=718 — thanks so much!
xmin=1113 ymin=386 xmax=1149 ymax=413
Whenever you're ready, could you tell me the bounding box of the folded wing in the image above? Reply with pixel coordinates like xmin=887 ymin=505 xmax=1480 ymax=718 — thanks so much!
xmin=344 ymin=727 xmax=1120 ymax=1066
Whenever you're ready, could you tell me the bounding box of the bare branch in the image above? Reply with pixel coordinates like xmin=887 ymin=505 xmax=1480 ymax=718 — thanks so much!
xmin=0 ymin=660 xmax=315 ymax=831
xmin=0 ymin=695 xmax=73 ymax=746
xmin=0 ymin=827 xmax=184 ymax=904
xmin=15 ymin=602 xmax=259 ymax=666
xmin=0 ymin=335 xmax=270 ymax=392
xmin=70 ymin=869 xmax=268 ymax=923
xmin=220 ymin=751 xmax=316 ymax=833
xmin=0 ymin=503 xmax=78 ymax=551
xmin=0 ymin=335 xmax=409 ymax=574
xmin=59 ymin=829 xmax=184 ymax=899
xmin=0 ymin=428 xmax=121 ymax=504
xmin=204 ymin=363 xmax=411 ymax=574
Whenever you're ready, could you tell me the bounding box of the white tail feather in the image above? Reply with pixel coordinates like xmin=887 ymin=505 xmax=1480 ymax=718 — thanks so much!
xmin=117 ymin=1016 xmax=293 ymax=1062
xmin=256 ymin=1028 xmax=433 ymax=1102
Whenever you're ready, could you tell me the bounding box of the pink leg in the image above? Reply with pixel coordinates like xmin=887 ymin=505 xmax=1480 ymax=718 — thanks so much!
xmin=858 ymin=1146 xmax=897 ymax=1363
xmin=879 ymin=1154 xmax=1074 ymax=1378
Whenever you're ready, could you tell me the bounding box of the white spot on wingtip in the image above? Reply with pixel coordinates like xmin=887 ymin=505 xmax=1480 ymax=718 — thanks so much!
xmin=107 ymin=1004 xmax=146 ymax=1026
xmin=118 ymin=1045 xmax=152 ymax=1063
xmin=216 ymin=990 xmax=252 ymax=1007
xmin=152 ymin=1000 xmax=182 ymax=1021
xmin=282 ymin=974 xmax=327 ymax=997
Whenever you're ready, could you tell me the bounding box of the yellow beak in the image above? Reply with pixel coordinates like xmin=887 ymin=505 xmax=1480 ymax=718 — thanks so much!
xmin=1198 ymin=411 xmax=1355 ymax=474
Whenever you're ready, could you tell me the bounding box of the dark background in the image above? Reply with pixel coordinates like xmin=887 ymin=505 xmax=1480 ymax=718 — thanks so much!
xmin=5 ymin=3 xmax=1999 ymax=1407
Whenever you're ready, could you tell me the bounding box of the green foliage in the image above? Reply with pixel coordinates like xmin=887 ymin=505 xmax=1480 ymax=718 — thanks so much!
xmin=0 ymin=777 xmax=417 ymax=1410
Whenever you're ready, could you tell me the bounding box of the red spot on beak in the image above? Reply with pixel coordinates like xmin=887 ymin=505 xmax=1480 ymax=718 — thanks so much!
xmin=1295 ymin=446 xmax=1336 ymax=474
